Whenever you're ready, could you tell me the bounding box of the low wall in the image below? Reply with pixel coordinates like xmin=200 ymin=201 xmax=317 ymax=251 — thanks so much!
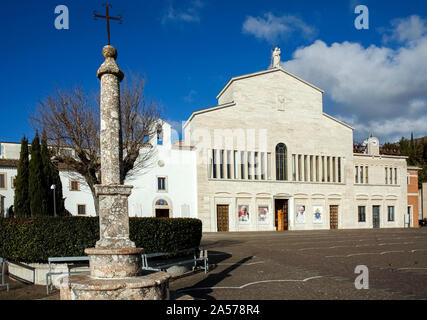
xmin=7 ymin=261 xmax=194 ymax=286
xmin=7 ymin=262 xmax=89 ymax=286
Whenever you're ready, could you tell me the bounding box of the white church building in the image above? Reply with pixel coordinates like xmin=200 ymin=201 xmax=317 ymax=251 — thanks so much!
xmin=0 ymin=49 xmax=419 ymax=232
xmin=0 ymin=121 xmax=197 ymax=220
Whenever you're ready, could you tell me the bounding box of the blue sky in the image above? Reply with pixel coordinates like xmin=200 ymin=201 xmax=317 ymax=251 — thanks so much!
xmin=1 ymin=0 xmax=427 ymax=144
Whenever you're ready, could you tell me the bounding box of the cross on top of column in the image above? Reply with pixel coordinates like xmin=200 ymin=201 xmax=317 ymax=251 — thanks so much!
xmin=94 ymin=3 xmax=122 ymax=45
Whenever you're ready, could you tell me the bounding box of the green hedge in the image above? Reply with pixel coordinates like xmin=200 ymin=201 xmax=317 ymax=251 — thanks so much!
xmin=0 ymin=217 xmax=202 ymax=263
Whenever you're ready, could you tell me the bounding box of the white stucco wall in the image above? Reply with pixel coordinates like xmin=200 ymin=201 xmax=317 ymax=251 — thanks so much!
xmin=0 ymin=167 xmax=17 ymax=215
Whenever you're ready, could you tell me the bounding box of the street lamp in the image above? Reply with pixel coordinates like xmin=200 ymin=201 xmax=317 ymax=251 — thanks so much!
xmin=50 ymin=184 xmax=57 ymax=217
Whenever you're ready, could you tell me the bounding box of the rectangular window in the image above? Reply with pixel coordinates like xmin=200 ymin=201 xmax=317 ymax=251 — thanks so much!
xmin=365 ymin=166 xmax=369 ymax=184
xmin=292 ymin=155 xmax=296 ymax=181
xmin=316 ymin=156 xmax=320 ymax=182
xmin=298 ymin=155 xmax=302 ymax=181
xmin=220 ymin=150 xmax=224 ymax=179
xmin=322 ymin=156 xmax=325 ymax=182
xmin=227 ymin=150 xmax=231 ymax=179
xmin=394 ymin=168 xmax=397 ymax=185
xmin=234 ymin=151 xmax=238 ymax=179
xmin=332 ymin=157 xmax=336 ymax=183
xmin=388 ymin=206 xmax=395 ymax=222
xmin=70 ymin=180 xmax=79 ymax=191
xmin=260 ymin=152 xmax=265 ymax=180
xmin=327 ymin=157 xmax=331 ymax=182
xmin=254 ymin=152 xmax=259 ymax=180
xmin=360 ymin=166 xmax=364 ymax=184
xmin=304 ymin=155 xmax=308 ymax=182
xmin=241 ymin=151 xmax=245 ymax=179
xmin=212 ymin=149 xmax=217 ymax=179
xmin=0 ymin=173 xmax=6 ymax=189
xmin=390 ymin=168 xmax=393 ymax=185
xmin=355 ymin=166 xmax=359 ymax=184
xmin=267 ymin=153 xmax=272 ymax=180
xmin=77 ymin=204 xmax=86 ymax=216
xmin=358 ymin=206 xmax=366 ymax=222
xmin=157 ymin=177 xmax=166 ymax=191
xmin=407 ymin=174 xmax=410 ymax=185
xmin=385 ymin=167 xmax=388 ymax=184
xmin=338 ymin=158 xmax=342 ymax=183
xmin=310 ymin=156 xmax=314 ymax=182
xmin=11 ymin=176 xmax=16 ymax=189
xmin=247 ymin=152 xmax=252 ymax=180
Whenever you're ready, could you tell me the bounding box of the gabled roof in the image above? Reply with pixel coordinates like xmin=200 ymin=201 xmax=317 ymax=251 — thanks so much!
xmin=184 ymin=67 xmax=355 ymax=131
xmin=216 ymin=67 xmax=324 ymax=100
xmin=183 ymin=102 xmax=236 ymax=128
xmin=322 ymin=113 xmax=354 ymax=130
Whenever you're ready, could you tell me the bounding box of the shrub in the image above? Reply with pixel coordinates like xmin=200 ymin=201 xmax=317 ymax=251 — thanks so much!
xmin=0 ymin=217 xmax=202 ymax=263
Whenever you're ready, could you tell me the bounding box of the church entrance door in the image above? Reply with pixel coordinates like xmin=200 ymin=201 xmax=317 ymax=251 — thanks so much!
xmin=275 ymin=199 xmax=288 ymax=231
xmin=155 ymin=209 xmax=169 ymax=218
xmin=330 ymin=205 xmax=339 ymax=229
xmin=217 ymin=205 xmax=229 ymax=232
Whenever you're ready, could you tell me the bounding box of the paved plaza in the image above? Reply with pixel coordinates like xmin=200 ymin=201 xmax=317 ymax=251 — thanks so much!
xmin=170 ymin=228 xmax=427 ymax=300
xmin=1 ymin=228 xmax=426 ymax=300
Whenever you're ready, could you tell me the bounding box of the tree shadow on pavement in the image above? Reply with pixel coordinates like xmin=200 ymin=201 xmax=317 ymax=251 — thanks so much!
xmin=176 ymin=256 xmax=254 ymax=300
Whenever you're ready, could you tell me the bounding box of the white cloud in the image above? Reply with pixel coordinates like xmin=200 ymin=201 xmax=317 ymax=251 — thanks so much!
xmin=242 ymin=13 xmax=316 ymax=43
xmin=162 ymin=0 xmax=204 ymax=24
xmin=382 ymin=15 xmax=427 ymax=44
xmin=281 ymin=15 xmax=427 ymax=142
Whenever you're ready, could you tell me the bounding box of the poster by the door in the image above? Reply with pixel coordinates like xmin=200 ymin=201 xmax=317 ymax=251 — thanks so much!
xmin=258 ymin=206 xmax=269 ymax=224
xmin=313 ymin=206 xmax=323 ymax=224
xmin=296 ymin=205 xmax=306 ymax=224
xmin=238 ymin=205 xmax=250 ymax=224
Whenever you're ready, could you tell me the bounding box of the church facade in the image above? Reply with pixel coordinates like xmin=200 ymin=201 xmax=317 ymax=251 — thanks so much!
xmin=183 ymin=61 xmax=412 ymax=232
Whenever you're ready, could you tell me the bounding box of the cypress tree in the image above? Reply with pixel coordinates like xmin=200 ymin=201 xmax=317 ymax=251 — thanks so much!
xmin=409 ymin=132 xmax=415 ymax=165
xmin=52 ymin=164 xmax=65 ymax=216
xmin=29 ymin=132 xmax=46 ymax=216
xmin=40 ymin=131 xmax=54 ymax=216
xmin=14 ymin=136 xmax=30 ymax=217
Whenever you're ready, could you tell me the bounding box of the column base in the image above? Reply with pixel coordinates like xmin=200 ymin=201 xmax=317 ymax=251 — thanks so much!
xmin=59 ymin=272 xmax=171 ymax=300
xmin=85 ymin=247 xmax=143 ymax=278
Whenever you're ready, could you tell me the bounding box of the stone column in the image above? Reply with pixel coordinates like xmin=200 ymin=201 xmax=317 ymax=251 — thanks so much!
xmin=60 ymin=46 xmax=170 ymax=300
xmin=92 ymin=45 xmax=135 ymax=250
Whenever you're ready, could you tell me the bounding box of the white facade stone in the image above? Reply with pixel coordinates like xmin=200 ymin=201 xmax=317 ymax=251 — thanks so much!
xmin=184 ymin=67 xmax=409 ymax=232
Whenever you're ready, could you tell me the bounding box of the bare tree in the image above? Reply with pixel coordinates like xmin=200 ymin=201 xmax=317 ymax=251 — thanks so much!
xmin=32 ymin=75 xmax=162 ymax=215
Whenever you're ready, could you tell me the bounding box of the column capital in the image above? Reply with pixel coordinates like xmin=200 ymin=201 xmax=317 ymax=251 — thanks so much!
xmin=97 ymin=45 xmax=124 ymax=81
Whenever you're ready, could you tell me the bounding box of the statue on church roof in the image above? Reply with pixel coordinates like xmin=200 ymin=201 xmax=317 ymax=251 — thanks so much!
xmin=272 ymin=46 xmax=281 ymax=69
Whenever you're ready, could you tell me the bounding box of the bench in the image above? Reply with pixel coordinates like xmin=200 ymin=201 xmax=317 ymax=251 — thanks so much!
xmin=142 ymin=247 xmax=209 ymax=274
xmin=0 ymin=258 xmax=9 ymax=292
xmin=46 ymin=256 xmax=89 ymax=295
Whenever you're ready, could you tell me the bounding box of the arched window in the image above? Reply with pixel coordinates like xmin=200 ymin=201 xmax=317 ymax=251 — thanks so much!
xmin=155 ymin=199 xmax=168 ymax=206
xmin=276 ymin=143 xmax=288 ymax=181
